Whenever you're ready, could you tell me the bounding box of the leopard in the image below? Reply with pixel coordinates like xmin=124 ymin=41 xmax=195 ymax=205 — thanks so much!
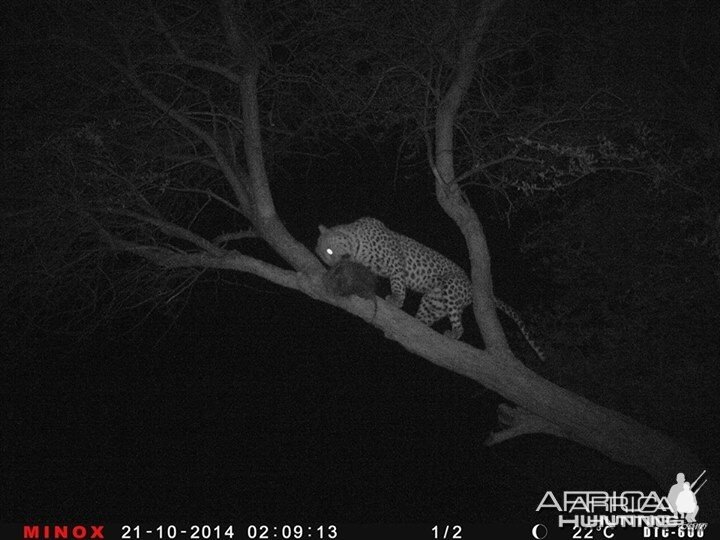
xmin=315 ymin=216 xmax=545 ymax=360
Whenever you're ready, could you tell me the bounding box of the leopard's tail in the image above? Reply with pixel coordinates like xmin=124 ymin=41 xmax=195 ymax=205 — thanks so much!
xmin=493 ymin=297 xmax=546 ymax=362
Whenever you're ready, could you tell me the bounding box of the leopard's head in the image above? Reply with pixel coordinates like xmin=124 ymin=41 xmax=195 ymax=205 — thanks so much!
xmin=315 ymin=225 xmax=356 ymax=266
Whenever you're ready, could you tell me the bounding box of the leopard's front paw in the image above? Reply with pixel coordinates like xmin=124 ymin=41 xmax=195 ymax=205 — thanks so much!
xmin=443 ymin=328 xmax=463 ymax=340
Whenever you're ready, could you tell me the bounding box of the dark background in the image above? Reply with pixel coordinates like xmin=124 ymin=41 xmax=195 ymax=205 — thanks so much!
xmin=2 ymin=0 xmax=719 ymax=526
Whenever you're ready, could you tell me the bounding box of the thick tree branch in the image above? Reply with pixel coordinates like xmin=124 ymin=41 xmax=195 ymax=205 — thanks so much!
xmin=370 ymin=304 xmax=705 ymax=490
xmin=433 ymin=0 xmax=510 ymax=354
xmin=217 ymin=0 xmax=323 ymax=275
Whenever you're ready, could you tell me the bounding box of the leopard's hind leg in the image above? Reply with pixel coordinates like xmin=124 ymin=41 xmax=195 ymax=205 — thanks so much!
xmin=416 ymin=277 xmax=465 ymax=339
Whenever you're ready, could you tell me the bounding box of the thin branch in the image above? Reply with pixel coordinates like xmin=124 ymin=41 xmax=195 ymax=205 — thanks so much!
xmin=162 ymin=155 xmax=221 ymax=171
xmin=110 ymin=237 xmax=301 ymax=292
xmin=455 ymin=149 xmax=519 ymax=184
xmin=213 ymin=230 xmax=259 ymax=245
xmin=71 ymin=37 xmax=253 ymax=216
xmin=104 ymin=208 xmax=224 ymax=257
xmin=165 ymin=187 xmax=243 ymax=214
xmin=485 ymin=404 xmax=568 ymax=445
xmin=151 ymin=9 xmax=243 ymax=85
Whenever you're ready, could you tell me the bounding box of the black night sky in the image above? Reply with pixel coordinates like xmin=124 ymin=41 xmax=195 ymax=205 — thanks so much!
xmin=1 ymin=0 xmax=719 ymax=531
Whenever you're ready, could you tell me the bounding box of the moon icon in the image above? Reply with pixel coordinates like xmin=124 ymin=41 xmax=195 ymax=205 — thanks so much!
xmin=531 ymin=523 xmax=548 ymax=539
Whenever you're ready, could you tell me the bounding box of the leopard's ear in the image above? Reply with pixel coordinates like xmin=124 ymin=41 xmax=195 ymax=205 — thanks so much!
xmin=318 ymin=224 xmax=329 ymax=234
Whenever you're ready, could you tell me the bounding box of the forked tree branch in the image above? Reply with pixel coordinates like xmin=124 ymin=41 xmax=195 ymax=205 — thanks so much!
xmin=432 ymin=0 xmax=511 ymax=355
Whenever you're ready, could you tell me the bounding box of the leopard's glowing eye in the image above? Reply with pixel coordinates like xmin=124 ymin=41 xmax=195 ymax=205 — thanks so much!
xmin=326 ymin=248 xmax=333 ymax=256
